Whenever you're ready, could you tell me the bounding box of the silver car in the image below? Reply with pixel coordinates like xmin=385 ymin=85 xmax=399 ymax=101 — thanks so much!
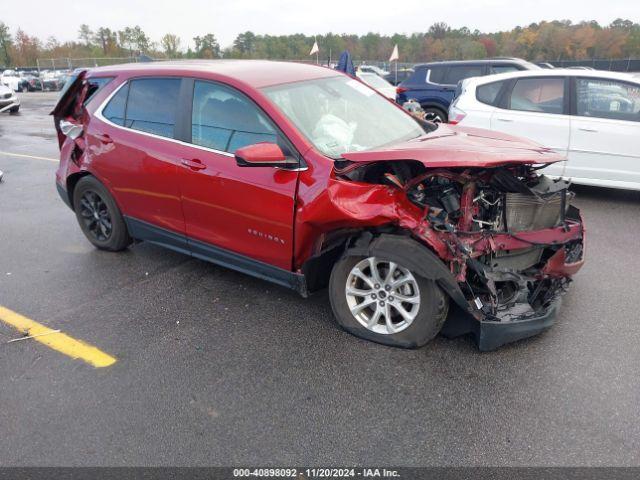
xmin=0 ymin=84 xmax=20 ymax=113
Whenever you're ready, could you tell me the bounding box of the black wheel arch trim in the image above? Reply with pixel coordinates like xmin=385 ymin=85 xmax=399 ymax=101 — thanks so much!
xmin=65 ymin=172 xmax=128 ymax=220
xmin=56 ymin=182 xmax=73 ymax=209
xmin=419 ymin=104 xmax=448 ymax=119
xmin=419 ymin=103 xmax=447 ymax=112
xmin=338 ymin=232 xmax=559 ymax=351
xmin=340 ymin=232 xmax=471 ymax=314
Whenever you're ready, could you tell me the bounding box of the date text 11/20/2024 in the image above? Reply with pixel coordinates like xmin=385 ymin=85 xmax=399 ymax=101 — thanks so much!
xmin=233 ymin=468 xmax=400 ymax=477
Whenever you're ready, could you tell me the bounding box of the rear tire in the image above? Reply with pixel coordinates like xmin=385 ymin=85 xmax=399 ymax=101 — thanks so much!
xmin=422 ymin=107 xmax=447 ymax=123
xmin=329 ymin=251 xmax=449 ymax=348
xmin=73 ymin=176 xmax=132 ymax=251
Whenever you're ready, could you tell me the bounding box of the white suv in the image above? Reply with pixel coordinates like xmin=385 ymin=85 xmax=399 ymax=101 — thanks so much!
xmin=450 ymin=70 xmax=640 ymax=190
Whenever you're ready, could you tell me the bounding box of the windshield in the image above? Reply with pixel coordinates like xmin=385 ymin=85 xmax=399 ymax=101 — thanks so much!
xmin=263 ymin=76 xmax=427 ymax=158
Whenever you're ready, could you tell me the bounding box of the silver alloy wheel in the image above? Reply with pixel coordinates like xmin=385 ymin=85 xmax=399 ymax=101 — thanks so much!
xmin=345 ymin=257 xmax=421 ymax=335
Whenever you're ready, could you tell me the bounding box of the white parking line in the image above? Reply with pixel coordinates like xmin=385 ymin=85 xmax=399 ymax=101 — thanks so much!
xmin=0 ymin=151 xmax=57 ymax=162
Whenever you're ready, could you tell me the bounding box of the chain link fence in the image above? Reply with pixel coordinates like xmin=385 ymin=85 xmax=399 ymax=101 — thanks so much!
xmin=32 ymin=57 xmax=142 ymax=71
xmin=550 ymin=58 xmax=640 ymax=72
xmin=27 ymin=56 xmax=640 ymax=73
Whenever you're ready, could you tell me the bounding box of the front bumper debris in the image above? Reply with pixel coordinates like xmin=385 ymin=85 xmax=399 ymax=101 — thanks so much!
xmin=476 ymin=298 xmax=561 ymax=351
xmin=441 ymin=297 xmax=562 ymax=351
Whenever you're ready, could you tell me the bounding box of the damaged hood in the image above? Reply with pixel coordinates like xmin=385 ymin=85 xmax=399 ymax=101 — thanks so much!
xmin=341 ymin=124 xmax=564 ymax=168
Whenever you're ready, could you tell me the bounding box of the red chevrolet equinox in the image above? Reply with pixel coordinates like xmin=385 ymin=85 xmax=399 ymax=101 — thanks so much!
xmin=53 ymin=61 xmax=585 ymax=350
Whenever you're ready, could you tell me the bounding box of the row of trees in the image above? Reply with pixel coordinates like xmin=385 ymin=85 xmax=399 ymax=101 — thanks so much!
xmin=1 ymin=19 xmax=640 ymax=67
xmin=0 ymin=22 xmax=224 ymax=67
xmin=228 ymin=20 xmax=640 ymax=63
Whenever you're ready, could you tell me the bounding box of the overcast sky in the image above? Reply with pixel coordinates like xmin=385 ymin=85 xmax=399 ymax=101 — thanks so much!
xmin=2 ymin=0 xmax=638 ymax=49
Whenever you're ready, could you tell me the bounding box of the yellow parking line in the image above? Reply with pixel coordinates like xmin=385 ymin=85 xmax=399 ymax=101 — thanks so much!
xmin=0 ymin=305 xmax=116 ymax=368
xmin=0 ymin=151 xmax=58 ymax=162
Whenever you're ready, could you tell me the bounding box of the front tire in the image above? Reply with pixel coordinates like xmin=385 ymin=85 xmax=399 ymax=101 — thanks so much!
xmin=329 ymin=253 xmax=449 ymax=348
xmin=73 ymin=176 xmax=132 ymax=251
xmin=9 ymin=106 xmax=19 ymax=113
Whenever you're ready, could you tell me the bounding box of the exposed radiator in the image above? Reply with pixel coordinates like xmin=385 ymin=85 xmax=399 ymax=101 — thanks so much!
xmin=501 ymin=191 xmax=568 ymax=232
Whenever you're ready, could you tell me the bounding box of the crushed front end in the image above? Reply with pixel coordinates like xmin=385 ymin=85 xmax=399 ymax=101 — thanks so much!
xmin=402 ymin=165 xmax=585 ymax=350
xmin=327 ymin=157 xmax=585 ymax=350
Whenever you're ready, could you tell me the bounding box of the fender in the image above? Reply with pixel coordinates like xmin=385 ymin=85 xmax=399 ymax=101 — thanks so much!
xmin=343 ymin=233 xmax=474 ymax=317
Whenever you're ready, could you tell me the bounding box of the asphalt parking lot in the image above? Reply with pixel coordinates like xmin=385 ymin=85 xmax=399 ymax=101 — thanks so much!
xmin=1 ymin=92 xmax=639 ymax=467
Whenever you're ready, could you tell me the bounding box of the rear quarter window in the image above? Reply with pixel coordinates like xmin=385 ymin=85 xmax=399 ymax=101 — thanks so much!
xmin=476 ymin=80 xmax=506 ymax=106
xmin=84 ymin=77 xmax=113 ymax=105
xmin=102 ymin=83 xmax=129 ymax=126
xmin=404 ymin=67 xmax=427 ymax=84
xmin=428 ymin=66 xmax=446 ymax=84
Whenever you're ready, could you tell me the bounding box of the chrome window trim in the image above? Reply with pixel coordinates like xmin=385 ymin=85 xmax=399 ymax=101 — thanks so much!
xmin=425 ymin=68 xmax=439 ymax=85
xmin=95 ymin=79 xmax=235 ymax=158
xmin=425 ymin=68 xmax=453 ymax=87
xmin=95 ymin=78 xmax=308 ymax=170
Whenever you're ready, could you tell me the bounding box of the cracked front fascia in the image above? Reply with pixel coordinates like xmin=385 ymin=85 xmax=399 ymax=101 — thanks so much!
xmin=293 ymin=153 xmax=584 ymax=285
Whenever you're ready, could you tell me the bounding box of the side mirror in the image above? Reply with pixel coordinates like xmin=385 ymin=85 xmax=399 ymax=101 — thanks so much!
xmin=235 ymin=142 xmax=297 ymax=168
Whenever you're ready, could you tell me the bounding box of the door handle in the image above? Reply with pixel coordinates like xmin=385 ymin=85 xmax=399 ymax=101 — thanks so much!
xmin=181 ymin=158 xmax=207 ymax=171
xmin=496 ymin=117 xmax=514 ymax=123
xmin=578 ymin=127 xmax=598 ymax=133
xmin=94 ymin=133 xmax=113 ymax=144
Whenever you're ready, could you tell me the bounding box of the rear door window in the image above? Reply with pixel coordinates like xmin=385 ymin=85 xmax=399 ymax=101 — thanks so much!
xmin=477 ymin=80 xmax=506 ymax=106
xmin=508 ymin=77 xmax=565 ymax=114
xmin=125 ymin=78 xmax=181 ymax=138
xmin=576 ymin=78 xmax=640 ymax=122
xmin=443 ymin=65 xmax=484 ymax=85
xmin=191 ymin=80 xmax=278 ymax=153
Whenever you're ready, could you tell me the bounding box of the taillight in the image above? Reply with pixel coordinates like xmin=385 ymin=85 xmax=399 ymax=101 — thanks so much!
xmin=396 ymin=86 xmax=407 ymax=94
xmin=448 ymin=105 xmax=467 ymax=125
